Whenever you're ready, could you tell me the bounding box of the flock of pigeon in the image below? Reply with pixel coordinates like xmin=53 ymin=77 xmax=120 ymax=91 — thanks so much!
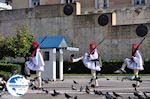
xmin=28 ymin=78 xmax=150 ymax=99
xmin=1 ymin=76 xmax=150 ymax=99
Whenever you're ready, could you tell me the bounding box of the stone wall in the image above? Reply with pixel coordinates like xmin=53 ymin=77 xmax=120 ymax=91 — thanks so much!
xmin=0 ymin=3 xmax=150 ymax=61
xmin=11 ymin=0 xmax=29 ymax=9
xmin=109 ymin=0 xmax=132 ymax=8
xmin=115 ymin=6 xmax=150 ymax=25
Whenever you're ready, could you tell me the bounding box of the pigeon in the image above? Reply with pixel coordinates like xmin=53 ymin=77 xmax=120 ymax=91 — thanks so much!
xmin=85 ymin=86 xmax=90 ymax=94
xmin=64 ymin=93 xmax=73 ymax=99
xmin=143 ymin=92 xmax=150 ymax=99
xmin=98 ymin=90 xmax=104 ymax=95
xmin=133 ymin=92 xmax=145 ymax=99
xmin=29 ymin=82 xmax=34 ymax=88
xmin=31 ymin=86 xmax=38 ymax=90
xmin=106 ymin=77 xmax=110 ymax=80
xmin=89 ymin=78 xmax=93 ymax=84
xmin=43 ymin=80 xmax=49 ymax=84
xmin=51 ymin=93 xmax=57 ymax=97
xmin=93 ymin=90 xmax=103 ymax=95
xmin=54 ymin=89 xmax=60 ymax=95
xmin=45 ymin=90 xmax=49 ymax=94
xmin=51 ymin=89 xmax=60 ymax=97
xmin=112 ymin=91 xmax=122 ymax=98
xmin=73 ymin=80 xmax=78 ymax=84
xmin=91 ymin=84 xmax=95 ymax=88
xmin=105 ymin=92 xmax=116 ymax=99
xmin=74 ymin=95 xmax=78 ymax=99
xmin=42 ymin=88 xmax=49 ymax=94
xmin=71 ymin=85 xmax=77 ymax=90
xmin=79 ymin=86 xmax=83 ymax=92
xmin=132 ymin=84 xmax=137 ymax=91
xmin=132 ymin=77 xmax=142 ymax=83
xmin=93 ymin=90 xmax=99 ymax=95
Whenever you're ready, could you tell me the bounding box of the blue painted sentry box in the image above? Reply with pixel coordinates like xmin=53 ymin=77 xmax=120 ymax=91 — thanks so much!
xmin=38 ymin=36 xmax=68 ymax=49
xmin=37 ymin=35 xmax=78 ymax=81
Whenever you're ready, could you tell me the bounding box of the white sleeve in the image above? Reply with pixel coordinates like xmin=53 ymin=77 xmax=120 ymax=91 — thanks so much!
xmin=133 ymin=50 xmax=143 ymax=64
xmin=89 ymin=49 xmax=98 ymax=60
xmin=38 ymin=51 xmax=45 ymax=66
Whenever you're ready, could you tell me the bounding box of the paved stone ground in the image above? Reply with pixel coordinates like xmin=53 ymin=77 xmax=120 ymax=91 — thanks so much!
xmin=1 ymin=75 xmax=150 ymax=99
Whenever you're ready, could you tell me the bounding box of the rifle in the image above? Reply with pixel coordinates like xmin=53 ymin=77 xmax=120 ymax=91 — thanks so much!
xmin=90 ymin=37 xmax=105 ymax=54
xmin=132 ymin=37 xmax=145 ymax=56
xmin=39 ymin=36 xmax=47 ymax=45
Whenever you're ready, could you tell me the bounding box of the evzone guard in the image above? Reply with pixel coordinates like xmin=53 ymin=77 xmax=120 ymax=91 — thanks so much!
xmin=70 ymin=42 xmax=102 ymax=86
xmin=114 ymin=43 xmax=144 ymax=86
xmin=24 ymin=41 xmax=45 ymax=89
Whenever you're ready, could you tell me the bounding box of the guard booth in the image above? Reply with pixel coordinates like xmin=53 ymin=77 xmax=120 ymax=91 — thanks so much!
xmin=38 ymin=36 xmax=78 ymax=81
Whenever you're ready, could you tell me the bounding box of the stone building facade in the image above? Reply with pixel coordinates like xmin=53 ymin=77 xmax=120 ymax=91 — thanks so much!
xmin=8 ymin=0 xmax=150 ymax=12
xmin=0 ymin=3 xmax=149 ymax=61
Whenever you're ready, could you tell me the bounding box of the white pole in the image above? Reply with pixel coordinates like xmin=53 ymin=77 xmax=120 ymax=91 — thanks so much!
xmin=53 ymin=49 xmax=56 ymax=81
xmin=59 ymin=49 xmax=63 ymax=80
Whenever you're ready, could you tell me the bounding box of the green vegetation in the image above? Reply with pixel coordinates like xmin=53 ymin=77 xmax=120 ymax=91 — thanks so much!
xmin=0 ymin=25 xmax=34 ymax=78
xmin=0 ymin=63 xmax=22 ymax=79
xmin=0 ymin=25 xmax=34 ymax=59
xmin=6 ymin=25 xmax=34 ymax=58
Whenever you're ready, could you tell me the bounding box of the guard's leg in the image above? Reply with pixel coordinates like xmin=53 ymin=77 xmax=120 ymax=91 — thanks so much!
xmin=36 ymin=71 xmax=42 ymax=88
xmin=121 ymin=69 xmax=137 ymax=81
xmin=89 ymin=70 xmax=95 ymax=84
xmin=120 ymin=60 xmax=128 ymax=71
xmin=95 ymin=77 xmax=99 ymax=86
xmin=71 ymin=56 xmax=83 ymax=62
xmin=24 ymin=64 xmax=31 ymax=84
xmin=133 ymin=69 xmax=139 ymax=78
xmin=114 ymin=59 xmax=127 ymax=73
xmin=91 ymin=70 xmax=98 ymax=86
xmin=131 ymin=69 xmax=140 ymax=80
xmin=133 ymin=69 xmax=142 ymax=86
xmin=24 ymin=63 xmax=31 ymax=77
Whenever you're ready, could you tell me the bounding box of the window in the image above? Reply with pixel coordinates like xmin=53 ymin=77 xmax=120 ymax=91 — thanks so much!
xmin=103 ymin=0 xmax=108 ymax=8
xmin=134 ymin=0 xmax=146 ymax=5
xmin=141 ymin=0 xmax=145 ymax=4
xmin=30 ymin=0 xmax=40 ymax=7
xmin=61 ymin=0 xmax=74 ymax=4
xmin=95 ymin=0 xmax=109 ymax=9
xmin=43 ymin=51 xmax=49 ymax=61
xmin=95 ymin=0 xmax=100 ymax=9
